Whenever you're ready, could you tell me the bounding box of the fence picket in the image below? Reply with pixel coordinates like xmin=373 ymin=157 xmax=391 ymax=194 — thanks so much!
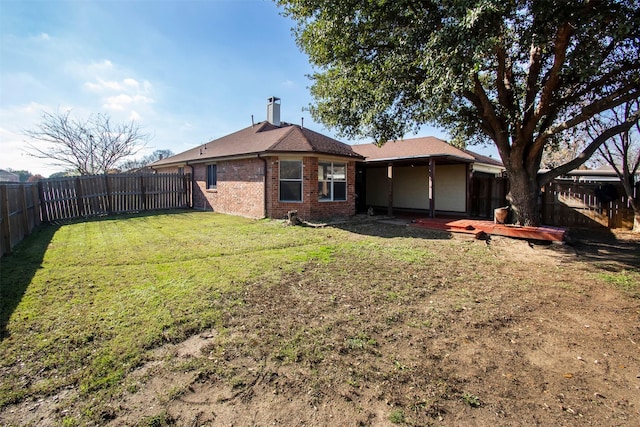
xmin=1 ymin=173 xmax=190 ymax=256
xmin=542 ymin=180 xmax=634 ymax=229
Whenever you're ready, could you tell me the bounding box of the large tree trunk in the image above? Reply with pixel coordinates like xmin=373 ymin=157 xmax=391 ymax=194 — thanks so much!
xmin=505 ymin=167 xmax=541 ymax=226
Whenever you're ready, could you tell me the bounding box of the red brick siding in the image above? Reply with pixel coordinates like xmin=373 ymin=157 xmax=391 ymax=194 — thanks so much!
xmin=158 ymin=156 xmax=357 ymax=220
xmin=265 ymin=156 xmax=357 ymax=221
xmin=192 ymin=159 xmax=265 ymax=218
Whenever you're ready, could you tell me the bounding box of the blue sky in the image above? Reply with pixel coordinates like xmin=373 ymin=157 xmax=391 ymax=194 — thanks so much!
xmin=1 ymin=0 xmax=489 ymax=177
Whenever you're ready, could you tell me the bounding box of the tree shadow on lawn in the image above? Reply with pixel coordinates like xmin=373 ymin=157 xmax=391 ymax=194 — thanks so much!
xmin=335 ymin=217 xmax=640 ymax=270
xmin=566 ymin=227 xmax=640 ymax=270
xmin=0 ymin=224 xmax=59 ymax=341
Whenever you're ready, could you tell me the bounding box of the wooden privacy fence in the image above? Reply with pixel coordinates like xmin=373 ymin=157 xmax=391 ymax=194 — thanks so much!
xmin=542 ymin=180 xmax=637 ymax=229
xmin=38 ymin=173 xmax=191 ymax=222
xmin=0 ymin=183 xmax=41 ymax=257
xmin=1 ymin=173 xmax=191 ymax=256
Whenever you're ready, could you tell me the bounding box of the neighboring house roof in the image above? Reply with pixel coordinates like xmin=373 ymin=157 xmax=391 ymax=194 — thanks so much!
xmin=578 ymin=164 xmax=639 ymax=175
xmin=151 ymin=121 xmax=362 ymax=167
xmin=542 ymin=164 xmax=640 ymax=183
xmin=0 ymin=169 xmax=20 ymax=182
xmin=462 ymin=149 xmax=504 ymax=168
xmin=351 ymin=137 xmax=475 ymax=163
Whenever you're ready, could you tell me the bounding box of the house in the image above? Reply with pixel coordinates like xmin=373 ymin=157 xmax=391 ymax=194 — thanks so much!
xmin=351 ymin=138 xmax=506 ymax=218
xmin=152 ymin=97 xmax=506 ymax=221
xmin=0 ymin=169 xmax=20 ymax=182
xmin=151 ymin=97 xmax=363 ymax=220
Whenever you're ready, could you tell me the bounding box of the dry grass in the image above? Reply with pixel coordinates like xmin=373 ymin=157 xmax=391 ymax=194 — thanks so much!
xmin=1 ymin=211 xmax=638 ymax=426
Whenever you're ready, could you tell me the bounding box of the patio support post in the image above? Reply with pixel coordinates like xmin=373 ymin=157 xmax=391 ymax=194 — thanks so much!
xmin=387 ymin=163 xmax=393 ymax=216
xmin=466 ymin=162 xmax=471 ymax=216
xmin=429 ymin=158 xmax=435 ymax=218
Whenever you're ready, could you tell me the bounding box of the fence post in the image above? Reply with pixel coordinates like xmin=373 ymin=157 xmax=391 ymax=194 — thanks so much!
xmin=104 ymin=175 xmax=113 ymax=214
xmin=38 ymin=181 xmax=49 ymax=223
xmin=1 ymin=185 xmax=12 ymax=255
xmin=544 ymin=183 xmax=554 ymax=225
xmin=31 ymin=184 xmax=41 ymax=226
xmin=75 ymin=177 xmax=85 ymax=217
xmin=20 ymin=185 xmax=30 ymax=237
xmin=553 ymin=182 xmax=561 ymax=227
xmin=140 ymin=174 xmax=147 ymax=211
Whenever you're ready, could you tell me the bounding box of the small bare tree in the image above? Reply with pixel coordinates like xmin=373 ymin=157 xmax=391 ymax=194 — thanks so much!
xmin=24 ymin=110 xmax=149 ymax=175
xmin=589 ymin=101 xmax=640 ymax=232
xmin=119 ymin=149 xmax=174 ymax=172
xmin=541 ymin=136 xmax=586 ymax=170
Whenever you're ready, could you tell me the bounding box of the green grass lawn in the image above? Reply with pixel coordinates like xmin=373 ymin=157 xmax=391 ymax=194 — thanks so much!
xmin=1 ymin=211 xmax=638 ymax=426
xmin=0 ymin=211 xmax=338 ymax=406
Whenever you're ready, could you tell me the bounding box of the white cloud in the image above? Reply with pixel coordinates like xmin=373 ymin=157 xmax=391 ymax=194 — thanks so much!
xmin=0 ymin=124 xmax=63 ymax=176
xmin=38 ymin=33 xmax=50 ymax=41
xmin=83 ymin=82 xmax=102 ymax=92
xmin=81 ymin=66 xmax=155 ymax=117
xmin=281 ymin=79 xmax=295 ymax=88
xmin=103 ymin=94 xmax=153 ymax=111
xmin=93 ymin=59 xmax=113 ymax=70
xmin=84 ymin=76 xmax=152 ymax=96
xmin=84 ymin=78 xmax=124 ymax=92
xmin=103 ymin=94 xmax=131 ymax=110
xmin=123 ymin=78 xmax=139 ymax=88
xmin=18 ymin=101 xmax=52 ymax=114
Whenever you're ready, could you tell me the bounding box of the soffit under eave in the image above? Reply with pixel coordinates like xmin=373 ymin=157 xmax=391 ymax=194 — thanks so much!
xmin=362 ymin=155 xmax=474 ymax=166
xmin=150 ymin=161 xmax=188 ymax=170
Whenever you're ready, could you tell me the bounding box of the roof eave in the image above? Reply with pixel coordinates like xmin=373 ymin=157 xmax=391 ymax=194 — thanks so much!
xmin=264 ymin=149 xmax=364 ymax=160
xmin=151 ymin=150 xmax=363 ymax=168
xmin=362 ymin=154 xmax=474 ymax=163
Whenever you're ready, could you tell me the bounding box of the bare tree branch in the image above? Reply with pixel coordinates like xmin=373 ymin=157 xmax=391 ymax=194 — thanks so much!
xmin=538 ymin=108 xmax=640 ymax=187
xmin=24 ymin=110 xmax=149 ymax=175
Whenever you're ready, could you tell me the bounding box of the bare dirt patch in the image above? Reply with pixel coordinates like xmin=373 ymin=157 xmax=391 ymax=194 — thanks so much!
xmin=2 ymin=223 xmax=639 ymax=426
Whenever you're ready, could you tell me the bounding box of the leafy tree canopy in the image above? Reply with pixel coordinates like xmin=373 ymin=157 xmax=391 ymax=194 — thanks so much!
xmin=277 ymin=0 xmax=640 ymax=225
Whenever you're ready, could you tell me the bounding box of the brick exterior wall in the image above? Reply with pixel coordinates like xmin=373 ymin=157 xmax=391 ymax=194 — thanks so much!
xmin=157 ymin=156 xmax=357 ymax=220
xmin=191 ymin=158 xmax=265 ymax=218
xmin=265 ymin=156 xmax=357 ymax=221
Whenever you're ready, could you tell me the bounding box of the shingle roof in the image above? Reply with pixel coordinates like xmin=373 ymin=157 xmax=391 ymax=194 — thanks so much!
xmin=462 ymin=149 xmax=504 ymax=167
xmin=351 ymin=137 xmax=475 ymax=162
xmin=151 ymin=121 xmax=362 ymax=167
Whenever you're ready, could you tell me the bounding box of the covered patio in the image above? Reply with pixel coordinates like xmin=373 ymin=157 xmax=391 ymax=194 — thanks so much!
xmin=352 ymin=138 xmax=476 ymax=218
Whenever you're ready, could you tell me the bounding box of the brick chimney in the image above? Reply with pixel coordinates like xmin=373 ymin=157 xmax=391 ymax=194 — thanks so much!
xmin=267 ymin=96 xmax=281 ymax=126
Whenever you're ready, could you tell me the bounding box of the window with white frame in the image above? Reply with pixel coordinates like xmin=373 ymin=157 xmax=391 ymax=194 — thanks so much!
xmin=318 ymin=161 xmax=346 ymax=201
xmin=279 ymin=160 xmax=303 ymax=202
xmin=207 ymin=164 xmax=217 ymax=189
